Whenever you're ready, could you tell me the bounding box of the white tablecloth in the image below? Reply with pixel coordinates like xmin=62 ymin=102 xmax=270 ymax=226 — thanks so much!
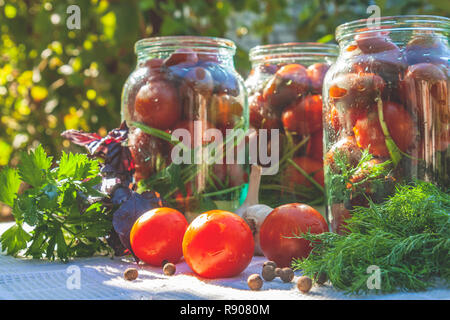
xmin=0 ymin=222 xmax=448 ymax=300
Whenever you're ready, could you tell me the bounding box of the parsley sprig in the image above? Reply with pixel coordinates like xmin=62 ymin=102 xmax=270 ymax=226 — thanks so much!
xmin=0 ymin=145 xmax=111 ymax=261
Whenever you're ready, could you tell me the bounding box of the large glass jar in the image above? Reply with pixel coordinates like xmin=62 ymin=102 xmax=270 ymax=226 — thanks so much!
xmin=121 ymin=36 xmax=249 ymax=222
xmin=323 ymin=16 xmax=449 ymax=233
xmin=245 ymin=43 xmax=338 ymax=209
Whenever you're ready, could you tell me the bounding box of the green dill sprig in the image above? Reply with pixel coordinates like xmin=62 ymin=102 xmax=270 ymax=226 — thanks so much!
xmin=292 ymin=181 xmax=450 ymax=294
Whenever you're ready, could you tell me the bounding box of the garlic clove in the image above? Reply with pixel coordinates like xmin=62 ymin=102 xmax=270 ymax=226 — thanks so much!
xmin=242 ymin=204 xmax=273 ymax=256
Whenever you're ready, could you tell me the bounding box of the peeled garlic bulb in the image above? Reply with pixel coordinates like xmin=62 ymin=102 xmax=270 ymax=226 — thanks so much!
xmin=235 ymin=165 xmax=273 ymax=256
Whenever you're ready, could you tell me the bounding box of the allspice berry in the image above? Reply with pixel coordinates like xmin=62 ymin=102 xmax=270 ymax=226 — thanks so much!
xmin=124 ymin=268 xmax=139 ymax=281
xmin=263 ymin=261 xmax=277 ymax=269
xmin=274 ymin=268 xmax=282 ymax=277
xmin=297 ymin=276 xmax=313 ymax=293
xmin=261 ymin=265 xmax=276 ymax=281
xmin=279 ymin=267 xmax=294 ymax=283
xmin=163 ymin=262 xmax=176 ymax=276
xmin=247 ymin=274 xmax=263 ymax=291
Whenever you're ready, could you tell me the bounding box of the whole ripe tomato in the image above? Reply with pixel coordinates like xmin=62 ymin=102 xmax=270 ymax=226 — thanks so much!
xmin=182 ymin=210 xmax=254 ymax=278
xmin=259 ymin=203 xmax=328 ymax=267
xmin=284 ymin=156 xmax=324 ymax=189
xmin=135 ymin=80 xmax=181 ymax=130
xmin=353 ymin=101 xmax=415 ymax=157
xmin=130 ymin=207 xmax=189 ymax=266
xmin=282 ymin=94 xmax=323 ymax=135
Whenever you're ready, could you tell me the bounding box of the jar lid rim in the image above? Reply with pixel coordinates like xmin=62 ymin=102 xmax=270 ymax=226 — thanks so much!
xmin=336 ymin=15 xmax=450 ymax=42
xmin=249 ymin=42 xmax=339 ymax=61
xmin=135 ymin=36 xmax=236 ymax=54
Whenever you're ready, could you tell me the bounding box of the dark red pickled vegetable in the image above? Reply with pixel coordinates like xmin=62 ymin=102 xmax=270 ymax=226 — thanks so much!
xmin=201 ymin=61 xmax=240 ymax=96
xmin=306 ymin=130 xmax=324 ymax=161
xmin=353 ymin=101 xmax=416 ymax=158
xmin=197 ymin=50 xmax=219 ymax=63
xmin=326 ymin=105 xmax=342 ymax=133
xmin=134 ymin=80 xmax=181 ymax=130
xmin=307 ymin=63 xmax=330 ymax=94
xmin=128 ymin=128 xmax=167 ymax=182
xmin=282 ymin=95 xmax=323 ymax=135
xmin=284 ymin=156 xmax=324 ymax=189
xmin=143 ymin=58 xmax=164 ymax=72
xmin=354 ymin=30 xmax=398 ymax=54
xmin=164 ymin=48 xmax=199 ymax=67
xmin=183 ymin=66 xmax=214 ymax=97
xmin=208 ymin=94 xmax=243 ymax=133
xmin=263 ymin=64 xmax=310 ymax=109
xmin=328 ymin=73 xmax=385 ymax=112
xmin=257 ymin=63 xmax=279 ymax=75
xmin=404 ymin=35 xmax=450 ymax=66
xmin=249 ymin=93 xmax=265 ymax=128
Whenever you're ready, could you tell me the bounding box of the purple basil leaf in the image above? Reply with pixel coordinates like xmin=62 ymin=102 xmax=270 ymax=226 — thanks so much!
xmin=61 ymin=121 xmax=135 ymax=189
xmin=112 ymin=190 xmax=164 ymax=258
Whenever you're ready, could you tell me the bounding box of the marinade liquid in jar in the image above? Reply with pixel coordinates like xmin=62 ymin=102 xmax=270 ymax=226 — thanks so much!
xmin=323 ymin=16 xmax=449 ymax=233
xmin=121 ymin=36 xmax=249 ymax=222
xmin=245 ymin=43 xmax=338 ymax=208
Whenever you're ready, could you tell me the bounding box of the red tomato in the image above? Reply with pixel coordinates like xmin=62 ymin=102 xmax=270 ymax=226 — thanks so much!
xmin=135 ymin=81 xmax=181 ymax=130
xmin=182 ymin=210 xmax=254 ymax=278
xmin=283 ymin=156 xmax=324 ymax=188
xmin=130 ymin=207 xmax=188 ymax=266
xmin=353 ymin=101 xmax=415 ymax=157
xmin=259 ymin=203 xmax=328 ymax=267
xmin=282 ymin=95 xmax=323 ymax=135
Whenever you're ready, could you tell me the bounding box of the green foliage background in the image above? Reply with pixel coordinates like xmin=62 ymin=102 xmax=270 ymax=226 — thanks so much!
xmin=0 ymin=0 xmax=448 ymax=168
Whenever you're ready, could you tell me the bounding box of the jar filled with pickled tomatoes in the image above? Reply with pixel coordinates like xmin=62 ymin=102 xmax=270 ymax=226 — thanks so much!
xmin=245 ymin=43 xmax=338 ymax=208
xmin=323 ymin=16 xmax=449 ymax=233
xmin=121 ymin=36 xmax=249 ymax=222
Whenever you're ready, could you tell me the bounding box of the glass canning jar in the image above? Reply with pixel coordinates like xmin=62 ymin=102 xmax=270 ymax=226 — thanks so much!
xmin=245 ymin=42 xmax=338 ymax=209
xmin=121 ymin=36 xmax=249 ymax=222
xmin=322 ymin=16 xmax=449 ymax=233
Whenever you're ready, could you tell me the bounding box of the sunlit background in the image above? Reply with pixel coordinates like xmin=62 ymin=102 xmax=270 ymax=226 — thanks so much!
xmin=0 ymin=0 xmax=448 ymax=220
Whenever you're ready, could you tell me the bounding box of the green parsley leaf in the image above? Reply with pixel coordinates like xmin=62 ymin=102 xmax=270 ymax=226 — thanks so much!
xmin=0 ymin=224 xmax=31 ymax=256
xmin=18 ymin=145 xmax=53 ymax=188
xmin=0 ymin=167 xmax=21 ymax=207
